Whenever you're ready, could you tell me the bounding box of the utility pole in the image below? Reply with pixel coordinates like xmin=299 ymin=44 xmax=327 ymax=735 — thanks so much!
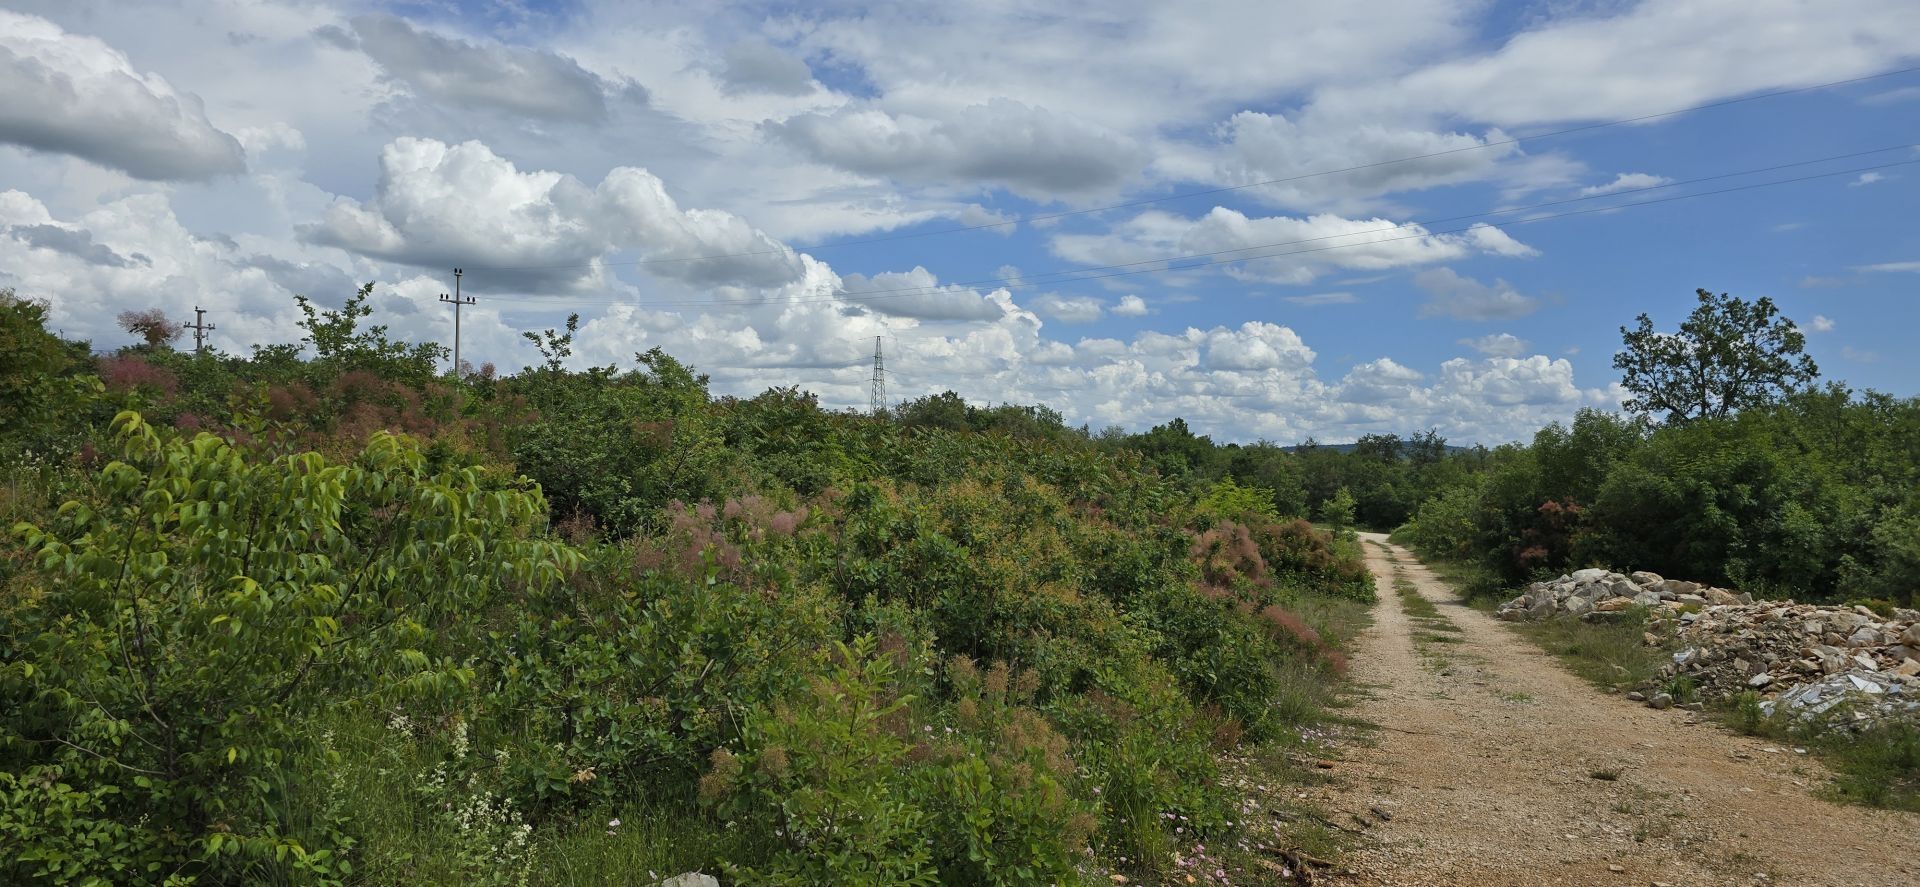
xmin=870 ymin=335 xmax=886 ymax=415
xmin=186 ymin=306 xmax=216 ymax=354
xmin=439 ymin=268 xmax=474 ymax=377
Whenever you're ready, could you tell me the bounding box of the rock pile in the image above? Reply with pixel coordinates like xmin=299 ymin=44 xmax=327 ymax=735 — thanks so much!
xmin=1495 ymin=568 xmax=1752 ymax=622
xmin=1498 ymin=569 xmax=1920 ymax=724
xmin=1655 ymin=600 xmax=1920 ymax=723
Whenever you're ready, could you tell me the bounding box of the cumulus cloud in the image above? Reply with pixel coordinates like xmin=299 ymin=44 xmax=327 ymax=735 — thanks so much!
xmin=1849 ymin=172 xmax=1885 ymax=187
xmin=1030 ymin=293 xmax=1105 ymax=323
xmin=1810 ymin=314 xmax=1835 ymax=332
xmin=1051 ymin=208 xmax=1534 ymax=285
xmin=301 ymin=137 xmax=804 ymax=292
xmin=7 ymin=175 xmax=1614 ymax=444
xmin=1196 ymin=110 xmax=1518 ymax=209
xmin=1458 ymin=332 xmax=1530 ymax=356
xmin=1112 ymin=295 xmax=1149 ymax=316
xmin=770 ymin=99 xmax=1145 ymax=197
xmin=1337 ymin=357 xmax=1424 ymax=403
xmin=720 ymin=38 xmax=814 ymax=95
xmin=6 ymin=223 xmax=148 ymax=268
xmin=0 ymin=10 xmax=245 ymax=180
xmin=1415 ymin=268 xmax=1540 ymax=320
xmin=1579 ymin=172 xmax=1671 ymax=196
xmin=839 ymin=267 xmax=1008 ymax=321
xmin=1434 ymin=355 xmax=1581 ymax=406
xmin=348 ymin=14 xmax=620 ymax=121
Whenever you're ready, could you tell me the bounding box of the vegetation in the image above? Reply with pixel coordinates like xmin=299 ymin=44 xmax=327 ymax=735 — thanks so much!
xmin=1397 ymin=400 xmax=1918 ymax=603
xmin=0 ymin=286 xmax=1373 ymax=884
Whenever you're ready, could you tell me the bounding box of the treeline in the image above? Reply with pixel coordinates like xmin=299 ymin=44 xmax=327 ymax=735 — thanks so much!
xmin=1398 ymin=393 xmax=1920 ymax=604
xmin=0 ymin=287 xmax=1371 ymax=885
xmin=1398 ymin=290 xmax=1920 ymax=606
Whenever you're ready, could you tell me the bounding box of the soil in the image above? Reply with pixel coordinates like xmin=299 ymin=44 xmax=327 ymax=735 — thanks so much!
xmin=1312 ymin=533 xmax=1920 ymax=887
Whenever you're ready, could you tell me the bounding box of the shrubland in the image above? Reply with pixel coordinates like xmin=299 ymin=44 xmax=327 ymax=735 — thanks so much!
xmin=0 ymin=287 xmax=1371 ymax=885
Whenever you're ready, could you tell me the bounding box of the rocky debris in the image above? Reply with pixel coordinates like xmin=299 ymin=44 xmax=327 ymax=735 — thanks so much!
xmin=1495 ymin=569 xmax=1753 ymax=622
xmin=1650 ymin=599 xmax=1920 ymax=726
xmin=1498 ymin=569 xmax=1920 ymax=727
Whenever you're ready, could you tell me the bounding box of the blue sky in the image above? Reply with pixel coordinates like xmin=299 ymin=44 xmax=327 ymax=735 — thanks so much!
xmin=2 ymin=0 xmax=1916 ymax=443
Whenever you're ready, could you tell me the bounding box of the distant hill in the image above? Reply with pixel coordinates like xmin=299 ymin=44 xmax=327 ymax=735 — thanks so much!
xmin=1277 ymin=442 xmax=1478 ymax=455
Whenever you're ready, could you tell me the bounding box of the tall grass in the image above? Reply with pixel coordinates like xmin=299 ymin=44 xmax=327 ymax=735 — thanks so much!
xmin=1511 ymin=609 xmax=1670 ymax=693
xmin=1725 ymin=691 xmax=1920 ymax=812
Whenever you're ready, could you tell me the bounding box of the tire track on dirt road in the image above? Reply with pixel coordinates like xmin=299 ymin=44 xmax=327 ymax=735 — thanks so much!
xmin=1315 ymin=533 xmax=1919 ymax=887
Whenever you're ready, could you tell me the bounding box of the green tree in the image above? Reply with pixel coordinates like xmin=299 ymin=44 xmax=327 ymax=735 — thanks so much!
xmin=1320 ymin=486 xmax=1356 ymax=535
xmin=1614 ymin=288 xmax=1818 ymax=424
xmin=0 ymin=289 xmax=96 ymax=449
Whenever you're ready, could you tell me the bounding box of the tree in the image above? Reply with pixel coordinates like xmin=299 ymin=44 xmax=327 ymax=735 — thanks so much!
xmin=117 ymin=308 xmax=182 ymax=348
xmin=523 ymin=312 xmax=580 ymax=373
xmin=1614 ymin=289 xmax=1818 ymax=424
xmin=1320 ymin=486 xmax=1356 ymax=535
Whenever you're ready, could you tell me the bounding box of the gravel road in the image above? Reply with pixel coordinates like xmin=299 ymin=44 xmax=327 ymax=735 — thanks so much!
xmin=1314 ymin=533 xmax=1920 ymax=887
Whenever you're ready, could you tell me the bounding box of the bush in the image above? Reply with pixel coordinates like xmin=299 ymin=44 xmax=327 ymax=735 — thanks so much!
xmin=1 ymin=413 xmax=576 ymax=884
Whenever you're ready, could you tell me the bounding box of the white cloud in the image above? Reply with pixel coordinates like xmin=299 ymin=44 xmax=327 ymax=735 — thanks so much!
xmin=1810 ymin=314 xmax=1835 ymax=332
xmin=1863 ymin=85 xmax=1920 ymax=105
xmin=1051 ymin=208 xmax=1534 ymax=285
xmin=769 ymin=99 xmax=1145 ymax=198
xmin=1181 ymin=109 xmax=1518 ymax=210
xmin=719 ymin=38 xmax=814 ymax=96
xmin=1842 ymin=345 xmax=1881 ymax=363
xmin=1112 ymin=295 xmax=1149 ymax=316
xmin=0 ymin=10 xmax=245 ymax=180
xmin=345 ymin=15 xmax=621 ymax=122
xmin=1579 ymin=172 xmax=1671 ymax=197
xmin=301 ymin=137 xmax=804 ymax=292
xmin=1415 ymin=267 xmax=1541 ymax=320
xmin=1458 ymin=332 xmax=1530 ymax=357
xmin=1283 ymin=292 xmax=1359 ymax=306
xmin=840 ymin=267 xmax=1008 ymax=322
xmin=1850 ymin=172 xmax=1886 ymax=187
xmin=1030 ymin=293 xmax=1106 ymax=323
xmin=1320 ymin=0 xmax=1920 ymax=127
xmin=1856 ymin=261 xmax=1920 ymax=273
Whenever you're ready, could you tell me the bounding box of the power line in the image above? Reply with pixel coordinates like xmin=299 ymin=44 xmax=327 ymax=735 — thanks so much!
xmin=461 ymin=65 xmax=1920 ymax=275
xmin=478 ymin=147 xmax=1919 ymax=308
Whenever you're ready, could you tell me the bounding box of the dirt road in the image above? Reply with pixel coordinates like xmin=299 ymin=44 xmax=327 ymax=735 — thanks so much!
xmin=1316 ymin=533 xmax=1919 ymax=887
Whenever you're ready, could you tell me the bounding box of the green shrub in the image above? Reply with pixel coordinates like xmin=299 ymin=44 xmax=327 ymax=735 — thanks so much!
xmin=1 ymin=413 xmax=576 ymax=884
xmin=704 ymin=637 xmax=938 ymax=886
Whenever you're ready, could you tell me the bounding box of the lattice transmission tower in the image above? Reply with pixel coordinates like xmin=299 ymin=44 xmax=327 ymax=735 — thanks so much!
xmin=870 ymin=336 xmax=886 ymax=415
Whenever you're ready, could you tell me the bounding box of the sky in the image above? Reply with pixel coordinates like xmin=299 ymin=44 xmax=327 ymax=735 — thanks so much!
xmin=2 ymin=0 xmax=1917 ymax=445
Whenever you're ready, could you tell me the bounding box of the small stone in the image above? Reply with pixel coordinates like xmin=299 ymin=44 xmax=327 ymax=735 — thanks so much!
xmin=1609 ymin=864 xmax=1625 ymax=873
xmin=656 ymin=875 xmax=720 ymax=887
xmin=1746 ymin=673 xmax=1773 ymax=688
xmin=1625 ymin=691 xmax=1646 ymax=702
xmin=1895 ymin=659 xmax=1920 ymax=677
xmin=1648 ymin=692 xmax=1674 ymax=710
